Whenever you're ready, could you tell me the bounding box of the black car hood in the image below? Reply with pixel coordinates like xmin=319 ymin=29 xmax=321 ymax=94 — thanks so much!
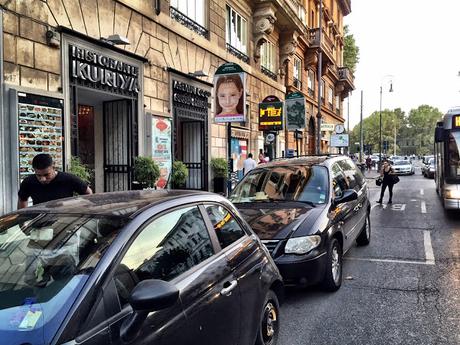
xmin=236 ymin=203 xmax=324 ymax=240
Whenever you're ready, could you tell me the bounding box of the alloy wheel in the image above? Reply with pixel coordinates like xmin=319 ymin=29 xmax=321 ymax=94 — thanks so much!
xmin=262 ymin=301 xmax=278 ymax=344
xmin=331 ymin=245 xmax=341 ymax=284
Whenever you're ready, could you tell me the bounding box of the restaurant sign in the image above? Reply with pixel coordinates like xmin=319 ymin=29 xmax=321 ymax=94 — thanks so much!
xmin=69 ymin=45 xmax=140 ymax=96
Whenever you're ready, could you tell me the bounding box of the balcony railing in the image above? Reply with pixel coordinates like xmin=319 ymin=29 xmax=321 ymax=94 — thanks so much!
xmin=170 ymin=7 xmax=209 ymax=39
xmin=286 ymin=0 xmax=307 ymax=27
xmin=307 ymin=88 xmax=314 ymax=98
xmin=226 ymin=44 xmax=250 ymax=64
xmin=309 ymin=28 xmax=334 ymax=57
xmin=338 ymin=66 xmax=355 ymax=89
xmin=261 ymin=66 xmax=277 ymax=81
xmin=293 ymin=78 xmax=302 ymax=90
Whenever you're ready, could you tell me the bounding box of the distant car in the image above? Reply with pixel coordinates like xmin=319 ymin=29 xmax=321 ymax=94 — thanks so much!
xmin=370 ymin=155 xmax=379 ymax=165
xmin=230 ymin=155 xmax=371 ymax=292
xmin=392 ymin=160 xmax=415 ymax=175
xmin=0 ymin=190 xmax=284 ymax=345
xmin=422 ymin=158 xmax=436 ymax=178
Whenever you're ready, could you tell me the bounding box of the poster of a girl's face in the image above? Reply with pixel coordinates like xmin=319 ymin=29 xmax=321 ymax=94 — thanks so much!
xmin=214 ymin=73 xmax=245 ymax=122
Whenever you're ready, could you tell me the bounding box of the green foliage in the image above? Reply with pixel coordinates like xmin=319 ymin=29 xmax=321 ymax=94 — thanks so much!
xmin=171 ymin=161 xmax=189 ymax=186
xmin=350 ymin=105 xmax=443 ymax=156
xmin=343 ymin=25 xmax=360 ymax=73
xmin=69 ymin=156 xmax=92 ymax=183
xmin=210 ymin=158 xmax=228 ymax=178
xmin=133 ymin=156 xmax=160 ymax=188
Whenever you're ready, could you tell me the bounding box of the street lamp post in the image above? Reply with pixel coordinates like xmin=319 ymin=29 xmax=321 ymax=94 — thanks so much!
xmin=378 ymin=77 xmax=393 ymax=168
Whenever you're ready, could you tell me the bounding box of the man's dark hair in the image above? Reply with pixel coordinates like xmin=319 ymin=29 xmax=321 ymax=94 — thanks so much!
xmin=32 ymin=154 xmax=53 ymax=170
xmin=248 ymin=153 xmax=253 ymax=158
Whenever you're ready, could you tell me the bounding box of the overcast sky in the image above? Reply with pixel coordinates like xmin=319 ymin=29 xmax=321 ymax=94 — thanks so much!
xmin=344 ymin=0 xmax=460 ymax=130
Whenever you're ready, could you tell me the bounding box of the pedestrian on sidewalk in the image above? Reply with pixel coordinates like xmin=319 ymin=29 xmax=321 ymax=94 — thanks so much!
xmin=17 ymin=153 xmax=93 ymax=209
xmin=258 ymin=149 xmax=265 ymax=164
xmin=377 ymin=159 xmax=396 ymax=204
xmin=243 ymin=153 xmax=257 ymax=175
xmin=366 ymin=156 xmax=372 ymax=171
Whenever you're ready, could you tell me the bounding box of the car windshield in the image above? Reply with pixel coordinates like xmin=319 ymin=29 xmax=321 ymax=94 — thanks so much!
xmin=229 ymin=165 xmax=329 ymax=205
xmin=0 ymin=212 xmax=128 ymax=344
xmin=394 ymin=160 xmax=410 ymax=166
xmin=428 ymin=158 xmax=435 ymax=166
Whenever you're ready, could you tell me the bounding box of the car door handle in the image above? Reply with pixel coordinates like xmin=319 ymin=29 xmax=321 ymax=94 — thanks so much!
xmin=220 ymin=280 xmax=238 ymax=296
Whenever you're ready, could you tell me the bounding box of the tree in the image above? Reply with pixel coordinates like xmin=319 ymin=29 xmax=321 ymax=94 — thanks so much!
xmin=405 ymin=105 xmax=443 ymax=155
xmin=343 ymin=25 xmax=360 ymax=73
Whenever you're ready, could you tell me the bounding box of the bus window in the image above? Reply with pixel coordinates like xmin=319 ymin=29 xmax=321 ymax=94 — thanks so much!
xmin=447 ymin=132 xmax=460 ymax=179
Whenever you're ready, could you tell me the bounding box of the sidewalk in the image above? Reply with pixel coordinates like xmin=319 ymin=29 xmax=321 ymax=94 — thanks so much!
xmin=363 ymin=168 xmax=380 ymax=180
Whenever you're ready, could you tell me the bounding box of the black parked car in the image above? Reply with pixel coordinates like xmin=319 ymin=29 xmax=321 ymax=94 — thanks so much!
xmin=0 ymin=190 xmax=283 ymax=345
xmin=230 ymin=155 xmax=371 ymax=291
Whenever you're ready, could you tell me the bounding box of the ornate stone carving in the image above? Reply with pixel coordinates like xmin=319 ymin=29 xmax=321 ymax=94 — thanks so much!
xmin=280 ymin=31 xmax=299 ymax=68
xmin=253 ymin=4 xmax=277 ymax=62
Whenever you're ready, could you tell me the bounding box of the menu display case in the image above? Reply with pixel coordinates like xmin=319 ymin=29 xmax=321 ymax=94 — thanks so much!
xmin=17 ymin=93 xmax=64 ymax=181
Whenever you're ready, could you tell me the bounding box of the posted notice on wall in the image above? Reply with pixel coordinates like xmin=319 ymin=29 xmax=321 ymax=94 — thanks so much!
xmin=152 ymin=117 xmax=172 ymax=189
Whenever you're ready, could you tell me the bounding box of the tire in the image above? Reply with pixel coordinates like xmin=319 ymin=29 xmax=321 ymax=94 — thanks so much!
xmin=356 ymin=213 xmax=371 ymax=246
xmin=255 ymin=290 xmax=280 ymax=345
xmin=320 ymin=238 xmax=343 ymax=292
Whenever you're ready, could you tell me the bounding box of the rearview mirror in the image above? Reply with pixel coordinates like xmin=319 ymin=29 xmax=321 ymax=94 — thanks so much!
xmin=120 ymin=279 xmax=179 ymax=342
xmin=435 ymin=127 xmax=444 ymax=143
xmin=334 ymin=189 xmax=358 ymax=206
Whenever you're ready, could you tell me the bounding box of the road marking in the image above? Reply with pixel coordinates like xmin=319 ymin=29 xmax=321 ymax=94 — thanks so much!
xmin=424 ymin=230 xmax=435 ymax=265
xmin=420 ymin=189 xmax=424 ymax=195
xmin=421 ymin=201 xmax=427 ymax=214
xmin=346 ymin=257 xmax=431 ymax=265
xmin=390 ymin=204 xmax=406 ymax=211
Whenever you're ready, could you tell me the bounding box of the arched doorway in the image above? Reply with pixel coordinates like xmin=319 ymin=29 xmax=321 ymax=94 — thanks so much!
xmin=308 ymin=117 xmax=316 ymax=154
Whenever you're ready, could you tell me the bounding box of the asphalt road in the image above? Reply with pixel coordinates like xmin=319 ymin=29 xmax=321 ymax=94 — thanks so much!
xmin=278 ymin=165 xmax=460 ymax=345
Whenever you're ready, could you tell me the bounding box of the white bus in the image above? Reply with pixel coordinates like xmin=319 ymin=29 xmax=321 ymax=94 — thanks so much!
xmin=434 ymin=107 xmax=460 ymax=209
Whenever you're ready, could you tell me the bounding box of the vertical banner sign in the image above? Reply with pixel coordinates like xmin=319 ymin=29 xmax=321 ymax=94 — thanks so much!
xmin=259 ymin=96 xmax=283 ymax=131
xmin=152 ymin=116 xmax=172 ymax=189
xmin=214 ymin=63 xmax=246 ymax=123
xmin=286 ymin=91 xmax=306 ymax=131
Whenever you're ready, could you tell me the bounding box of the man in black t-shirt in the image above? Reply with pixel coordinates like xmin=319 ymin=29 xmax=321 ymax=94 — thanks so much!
xmin=18 ymin=154 xmax=93 ymax=209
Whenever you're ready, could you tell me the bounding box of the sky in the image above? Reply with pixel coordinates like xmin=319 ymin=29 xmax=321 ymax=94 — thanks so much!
xmin=344 ymin=0 xmax=460 ymax=130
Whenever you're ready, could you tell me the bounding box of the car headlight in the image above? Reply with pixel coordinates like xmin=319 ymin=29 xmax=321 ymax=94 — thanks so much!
xmin=446 ymin=190 xmax=460 ymax=199
xmin=429 ymin=168 xmax=435 ymax=172
xmin=284 ymin=235 xmax=321 ymax=255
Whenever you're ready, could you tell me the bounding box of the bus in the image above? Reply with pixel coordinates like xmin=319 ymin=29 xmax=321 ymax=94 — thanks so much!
xmin=434 ymin=107 xmax=460 ymax=209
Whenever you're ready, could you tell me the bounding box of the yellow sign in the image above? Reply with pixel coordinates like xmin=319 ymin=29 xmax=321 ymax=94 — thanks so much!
xmin=455 ymin=115 xmax=460 ymax=128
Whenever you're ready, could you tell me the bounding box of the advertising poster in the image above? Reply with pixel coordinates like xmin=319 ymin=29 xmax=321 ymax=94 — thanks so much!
xmin=259 ymin=95 xmax=283 ymax=131
xmin=152 ymin=117 xmax=172 ymax=189
xmin=18 ymin=93 xmax=64 ymax=182
xmin=330 ymin=134 xmax=349 ymax=147
xmin=214 ymin=63 xmax=246 ymax=123
xmin=286 ymin=92 xmax=306 ymax=131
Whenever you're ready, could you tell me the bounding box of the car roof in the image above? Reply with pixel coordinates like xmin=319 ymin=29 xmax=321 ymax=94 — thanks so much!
xmin=260 ymin=155 xmax=346 ymax=168
xmin=14 ymin=190 xmax=217 ymax=218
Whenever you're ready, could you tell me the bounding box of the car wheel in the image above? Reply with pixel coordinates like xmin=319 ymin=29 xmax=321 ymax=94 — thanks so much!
xmin=255 ymin=290 xmax=280 ymax=345
xmin=356 ymin=213 xmax=371 ymax=246
xmin=321 ymin=238 xmax=342 ymax=292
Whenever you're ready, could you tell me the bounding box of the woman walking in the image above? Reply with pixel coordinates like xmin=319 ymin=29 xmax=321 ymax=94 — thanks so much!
xmin=377 ymin=159 xmax=396 ymax=204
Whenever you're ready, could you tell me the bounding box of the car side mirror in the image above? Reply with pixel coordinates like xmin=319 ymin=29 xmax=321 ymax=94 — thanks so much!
xmin=334 ymin=189 xmax=358 ymax=206
xmin=120 ymin=279 xmax=179 ymax=343
xmin=435 ymin=127 xmax=444 ymax=143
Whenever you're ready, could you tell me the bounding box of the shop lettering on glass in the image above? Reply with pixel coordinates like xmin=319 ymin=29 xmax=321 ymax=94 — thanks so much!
xmin=259 ymin=101 xmax=283 ymax=131
xmin=70 ymin=45 xmax=139 ymax=96
xmin=172 ymin=80 xmax=211 ymax=110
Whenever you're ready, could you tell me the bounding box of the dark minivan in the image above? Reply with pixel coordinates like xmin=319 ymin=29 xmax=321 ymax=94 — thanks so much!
xmin=230 ymin=155 xmax=371 ymax=291
xmin=0 ymin=190 xmax=283 ymax=345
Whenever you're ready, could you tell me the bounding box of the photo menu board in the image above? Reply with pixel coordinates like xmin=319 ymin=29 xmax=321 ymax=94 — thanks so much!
xmin=17 ymin=93 xmax=64 ymax=181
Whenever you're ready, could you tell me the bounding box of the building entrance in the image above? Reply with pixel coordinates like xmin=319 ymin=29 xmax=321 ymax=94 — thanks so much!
xmin=71 ymin=87 xmax=137 ymax=192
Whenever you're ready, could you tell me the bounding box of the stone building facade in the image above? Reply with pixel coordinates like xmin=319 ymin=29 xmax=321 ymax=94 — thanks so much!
xmin=0 ymin=0 xmax=353 ymax=214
